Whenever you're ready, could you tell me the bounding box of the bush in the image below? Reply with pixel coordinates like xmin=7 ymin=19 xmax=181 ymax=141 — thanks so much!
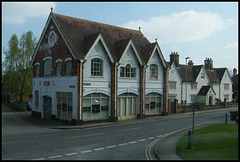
xmin=9 ymin=101 xmax=27 ymax=112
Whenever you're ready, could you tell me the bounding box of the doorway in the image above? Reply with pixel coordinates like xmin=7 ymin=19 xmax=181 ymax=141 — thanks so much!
xmin=43 ymin=95 xmax=52 ymax=120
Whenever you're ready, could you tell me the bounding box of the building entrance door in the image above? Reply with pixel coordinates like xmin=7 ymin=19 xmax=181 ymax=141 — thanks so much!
xmin=117 ymin=93 xmax=137 ymax=120
xmin=43 ymin=96 xmax=52 ymax=120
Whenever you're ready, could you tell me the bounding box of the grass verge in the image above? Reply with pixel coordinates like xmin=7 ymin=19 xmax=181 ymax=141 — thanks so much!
xmin=176 ymin=123 xmax=238 ymax=160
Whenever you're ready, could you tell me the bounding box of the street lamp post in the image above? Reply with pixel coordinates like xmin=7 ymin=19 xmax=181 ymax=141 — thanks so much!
xmin=185 ymin=57 xmax=190 ymax=112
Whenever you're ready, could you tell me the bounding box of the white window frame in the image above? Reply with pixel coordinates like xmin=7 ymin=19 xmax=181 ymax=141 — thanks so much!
xmin=43 ymin=58 xmax=52 ymax=77
xmin=224 ymin=84 xmax=229 ymax=91
xmin=34 ymin=62 xmax=40 ymax=77
xmin=169 ymin=81 xmax=176 ymax=90
xmin=120 ymin=64 xmax=136 ymax=79
xmin=56 ymin=92 xmax=73 ymax=120
xmin=65 ymin=60 xmax=72 ymax=76
xmin=191 ymin=83 xmax=197 ymax=90
xmin=91 ymin=58 xmax=103 ymax=77
xmin=150 ymin=64 xmax=158 ymax=79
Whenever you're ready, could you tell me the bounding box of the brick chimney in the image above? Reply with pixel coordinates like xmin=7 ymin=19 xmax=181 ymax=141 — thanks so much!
xmin=233 ymin=68 xmax=237 ymax=76
xmin=188 ymin=60 xmax=194 ymax=65
xmin=204 ymin=58 xmax=213 ymax=70
xmin=170 ymin=52 xmax=179 ymax=66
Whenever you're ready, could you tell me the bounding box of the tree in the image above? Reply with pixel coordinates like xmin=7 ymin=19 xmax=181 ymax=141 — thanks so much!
xmin=2 ymin=31 xmax=37 ymax=102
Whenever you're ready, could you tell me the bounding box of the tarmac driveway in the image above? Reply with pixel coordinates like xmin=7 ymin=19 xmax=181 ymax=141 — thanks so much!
xmin=2 ymin=104 xmax=59 ymax=136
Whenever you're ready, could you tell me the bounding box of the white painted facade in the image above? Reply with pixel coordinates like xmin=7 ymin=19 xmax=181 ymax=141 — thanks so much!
xmin=32 ymin=76 xmax=78 ymax=119
xmin=168 ymin=62 xmax=233 ymax=105
xmin=168 ymin=63 xmax=182 ymax=103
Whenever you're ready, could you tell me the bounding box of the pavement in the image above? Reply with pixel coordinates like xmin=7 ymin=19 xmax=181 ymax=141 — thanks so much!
xmin=2 ymin=103 xmax=238 ymax=160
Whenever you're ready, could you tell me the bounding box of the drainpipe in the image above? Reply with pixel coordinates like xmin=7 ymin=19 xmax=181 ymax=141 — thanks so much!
xmin=79 ymin=59 xmax=84 ymax=122
xmin=114 ymin=62 xmax=118 ymax=121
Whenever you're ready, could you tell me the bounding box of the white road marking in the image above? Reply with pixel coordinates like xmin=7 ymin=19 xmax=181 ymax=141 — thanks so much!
xmin=81 ymin=150 xmax=92 ymax=153
xmin=65 ymin=152 xmax=78 ymax=156
xmin=148 ymin=137 xmax=155 ymax=140
xmin=156 ymin=135 xmax=162 ymax=138
xmin=106 ymin=145 xmax=117 ymax=149
xmin=119 ymin=127 xmax=142 ymax=132
xmin=32 ymin=158 xmax=45 ymax=160
xmin=63 ymin=133 xmax=106 ymax=139
xmin=128 ymin=141 xmax=137 ymax=144
xmin=118 ymin=143 xmax=128 ymax=146
xmin=48 ymin=155 xmax=62 ymax=159
xmin=94 ymin=148 xmax=105 ymax=151
xmin=138 ymin=139 xmax=146 ymax=142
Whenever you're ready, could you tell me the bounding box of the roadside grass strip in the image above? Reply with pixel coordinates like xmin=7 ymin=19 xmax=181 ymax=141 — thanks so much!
xmin=176 ymin=123 xmax=238 ymax=160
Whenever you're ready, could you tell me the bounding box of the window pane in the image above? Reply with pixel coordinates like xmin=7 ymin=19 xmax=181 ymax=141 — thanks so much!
xmin=44 ymin=59 xmax=52 ymax=77
xmin=56 ymin=62 xmax=62 ymax=76
xmin=35 ymin=91 xmax=39 ymax=107
xmin=35 ymin=65 xmax=40 ymax=77
xmin=68 ymin=93 xmax=72 ymax=119
xmin=150 ymin=64 xmax=158 ymax=79
xmin=101 ymin=98 xmax=108 ymax=119
xmin=126 ymin=65 xmax=130 ymax=78
xmin=145 ymin=97 xmax=149 ymax=115
xmin=57 ymin=92 xmax=61 ymax=117
xmin=91 ymin=58 xmax=103 ymax=76
xmin=131 ymin=68 xmax=136 ymax=78
xmin=121 ymin=98 xmax=126 ymax=116
xmin=120 ymin=67 xmax=125 ymax=77
xmin=127 ymin=98 xmax=132 ymax=116
xmin=132 ymin=97 xmax=136 ymax=115
xmin=66 ymin=61 xmax=72 ymax=76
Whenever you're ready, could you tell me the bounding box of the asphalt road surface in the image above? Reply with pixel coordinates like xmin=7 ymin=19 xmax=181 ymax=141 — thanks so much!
xmin=2 ymin=104 xmax=237 ymax=160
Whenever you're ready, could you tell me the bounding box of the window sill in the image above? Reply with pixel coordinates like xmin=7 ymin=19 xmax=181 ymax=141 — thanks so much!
xmin=90 ymin=76 xmax=104 ymax=78
xmin=119 ymin=77 xmax=136 ymax=80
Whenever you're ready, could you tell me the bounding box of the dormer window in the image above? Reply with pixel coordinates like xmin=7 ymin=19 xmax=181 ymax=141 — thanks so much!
xmin=120 ymin=64 xmax=136 ymax=78
xmin=150 ymin=64 xmax=158 ymax=79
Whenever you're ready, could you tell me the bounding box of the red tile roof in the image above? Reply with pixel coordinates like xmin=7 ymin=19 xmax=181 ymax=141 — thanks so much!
xmin=51 ymin=13 xmax=151 ymax=63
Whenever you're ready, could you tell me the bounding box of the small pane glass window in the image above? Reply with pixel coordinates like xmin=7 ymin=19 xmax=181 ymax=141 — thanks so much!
xmin=91 ymin=58 xmax=103 ymax=76
xmin=65 ymin=60 xmax=72 ymax=76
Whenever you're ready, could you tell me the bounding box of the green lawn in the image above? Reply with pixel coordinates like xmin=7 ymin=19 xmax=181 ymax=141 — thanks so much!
xmin=176 ymin=123 xmax=238 ymax=160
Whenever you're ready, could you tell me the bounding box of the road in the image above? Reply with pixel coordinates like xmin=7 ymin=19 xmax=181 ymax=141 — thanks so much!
xmin=2 ymin=105 xmax=237 ymax=160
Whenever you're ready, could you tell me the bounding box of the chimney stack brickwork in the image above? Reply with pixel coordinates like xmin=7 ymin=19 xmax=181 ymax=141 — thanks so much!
xmin=204 ymin=58 xmax=213 ymax=70
xmin=188 ymin=60 xmax=194 ymax=65
xmin=170 ymin=52 xmax=179 ymax=66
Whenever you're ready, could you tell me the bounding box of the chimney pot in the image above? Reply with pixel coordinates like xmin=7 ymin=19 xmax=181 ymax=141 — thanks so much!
xmin=233 ymin=68 xmax=237 ymax=76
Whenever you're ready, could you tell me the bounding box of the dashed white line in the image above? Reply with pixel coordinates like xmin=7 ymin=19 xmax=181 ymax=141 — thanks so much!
xmin=65 ymin=152 xmax=78 ymax=156
xmin=94 ymin=148 xmax=105 ymax=151
xmin=119 ymin=127 xmax=143 ymax=132
xmin=106 ymin=145 xmax=117 ymax=149
xmin=118 ymin=143 xmax=128 ymax=146
xmin=32 ymin=158 xmax=45 ymax=160
xmin=128 ymin=141 xmax=137 ymax=144
xmin=48 ymin=155 xmax=62 ymax=159
xmin=81 ymin=150 xmax=92 ymax=153
xmin=63 ymin=133 xmax=106 ymax=139
xmin=138 ymin=139 xmax=146 ymax=142
xmin=148 ymin=137 xmax=155 ymax=140
xmin=156 ymin=135 xmax=162 ymax=138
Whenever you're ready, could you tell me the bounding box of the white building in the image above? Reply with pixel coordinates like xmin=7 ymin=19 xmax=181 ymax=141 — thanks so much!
xmin=30 ymin=12 xmax=168 ymax=123
xmin=167 ymin=52 xmax=232 ymax=105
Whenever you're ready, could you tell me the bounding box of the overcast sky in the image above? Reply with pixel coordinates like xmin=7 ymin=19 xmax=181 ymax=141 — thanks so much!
xmin=2 ymin=2 xmax=238 ymax=73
